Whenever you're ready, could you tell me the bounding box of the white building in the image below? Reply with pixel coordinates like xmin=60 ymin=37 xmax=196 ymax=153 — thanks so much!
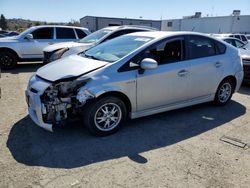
xmin=80 ymin=16 xmax=161 ymax=32
xmin=162 ymin=11 xmax=250 ymax=34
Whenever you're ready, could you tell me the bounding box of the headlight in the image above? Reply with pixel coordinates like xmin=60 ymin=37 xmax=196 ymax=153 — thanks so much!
xmin=50 ymin=48 xmax=69 ymax=62
xmin=76 ymin=89 xmax=94 ymax=104
xmin=28 ymin=73 xmax=36 ymax=87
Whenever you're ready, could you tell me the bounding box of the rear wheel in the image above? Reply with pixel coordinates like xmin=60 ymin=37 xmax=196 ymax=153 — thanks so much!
xmin=0 ymin=51 xmax=17 ymax=69
xmin=214 ymin=79 xmax=235 ymax=106
xmin=83 ymin=96 xmax=127 ymax=136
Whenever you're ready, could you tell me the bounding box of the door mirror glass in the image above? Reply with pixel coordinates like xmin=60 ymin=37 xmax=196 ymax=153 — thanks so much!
xmin=25 ymin=34 xmax=33 ymax=40
xmin=141 ymin=58 xmax=158 ymax=70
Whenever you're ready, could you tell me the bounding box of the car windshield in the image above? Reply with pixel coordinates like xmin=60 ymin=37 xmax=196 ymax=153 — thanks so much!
xmin=243 ymin=42 xmax=250 ymax=50
xmin=14 ymin=27 xmax=36 ymax=39
xmin=83 ymin=35 xmax=153 ymax=62
xmin=79 ymin=29 xmax=112 ymax=44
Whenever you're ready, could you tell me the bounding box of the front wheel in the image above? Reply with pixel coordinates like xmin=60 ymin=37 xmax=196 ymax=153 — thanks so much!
xmin=214 ymin=79 xmax=235 ymax=106
xmin=83 ymin=96 xmax=127 ymax=136
xmin=0 ymin=51 xmax=17 ymax=69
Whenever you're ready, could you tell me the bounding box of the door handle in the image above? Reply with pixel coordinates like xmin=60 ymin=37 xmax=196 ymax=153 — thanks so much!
xmin=178 ymin=70 xmax=189 ymax=77
xmin=215 ymin=62 xmax=222 ymax=68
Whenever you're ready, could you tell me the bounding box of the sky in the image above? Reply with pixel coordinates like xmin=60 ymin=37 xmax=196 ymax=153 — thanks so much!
xmin=1 ymin=0 xmax=250 ymax=22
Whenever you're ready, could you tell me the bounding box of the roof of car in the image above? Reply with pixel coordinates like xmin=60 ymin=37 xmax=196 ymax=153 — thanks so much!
xmin=127 ymin=31 xmax=214 ymax=39
xmin=214 ymin=36 xmax=244 ymax=42
xmin=102 ymin=25 xmax=158 ymax=31
xmin=31 ymin=25 xmax=89 ymax=30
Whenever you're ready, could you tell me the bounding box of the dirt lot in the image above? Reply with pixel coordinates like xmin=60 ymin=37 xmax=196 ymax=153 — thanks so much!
xmin=0 ymin=63 xmax=250 ymax=188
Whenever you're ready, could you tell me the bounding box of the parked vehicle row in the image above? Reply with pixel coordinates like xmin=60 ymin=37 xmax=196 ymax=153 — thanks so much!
xmin=0 ymin=25 xmax=90 ymax=69
xmin=0 ymin=25 xmax=245 ymax=136
xmin=25 ymin=31 xmax=243 ymax=136
xmin=0 ymin=30 xmax=19 ymax=37
xmin=43 ymin=25 xmax=158 ymax=63
xmin=212 ymin=33 xmax=249 ymax=44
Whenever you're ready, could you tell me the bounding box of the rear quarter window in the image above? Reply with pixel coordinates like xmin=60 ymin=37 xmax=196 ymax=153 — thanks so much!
xmin=241 ymin=35 xmax=248 ymax=42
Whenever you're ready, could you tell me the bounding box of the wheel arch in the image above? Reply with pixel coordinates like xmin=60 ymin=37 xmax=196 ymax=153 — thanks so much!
xmin=220 ymin=75 xmax=237 ymax=92
xmin=0 ymin=47 xmax=20 ymax=60
xmin=95 ymin=91 xmax=132 ymax=116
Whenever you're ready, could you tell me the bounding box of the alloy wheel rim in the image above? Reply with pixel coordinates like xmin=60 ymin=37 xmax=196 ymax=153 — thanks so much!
xmin=94 ymin=103 xmax=122 ymax=131
xmin=0 ymin=55 xmax=13 ymax=67
xmin=218 ymin=83 xmax=231 ymax=103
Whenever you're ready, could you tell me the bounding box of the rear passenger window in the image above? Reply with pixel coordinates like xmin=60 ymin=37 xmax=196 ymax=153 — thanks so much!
xmin=56 ymin=28 xmax=76 ymax=39
xmin=188 ymin=35 xmax=216 ymax=59
xmin=32 ymin=28 xmax=53 ymax=39
xmin=234 ymin=35 xmax=241 ymax=40
xmin=241 ymin=35 xmax=248 ymax=42
xmin=76 ymin=29 xmax=87 ymax=39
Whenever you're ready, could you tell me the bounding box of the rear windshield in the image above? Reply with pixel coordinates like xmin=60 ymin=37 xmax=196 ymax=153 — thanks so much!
xmin=79 ymin=29 xmax=112 ymax=44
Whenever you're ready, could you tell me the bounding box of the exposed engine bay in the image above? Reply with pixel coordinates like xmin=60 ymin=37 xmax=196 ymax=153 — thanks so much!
xmin=40 ymin=79 xmax=93 ymax=125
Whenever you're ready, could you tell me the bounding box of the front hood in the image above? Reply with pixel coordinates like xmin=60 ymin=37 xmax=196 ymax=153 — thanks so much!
xmin=36 ymin=54 xmax=107 ymax=82
xmin=0 ymin=36 xmax=19 ymax=42
xmin=44 ymin=41 xmax=94 ymax=52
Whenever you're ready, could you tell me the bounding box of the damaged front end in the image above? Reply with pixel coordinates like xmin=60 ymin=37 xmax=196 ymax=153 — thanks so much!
xmin=40 ymin=79 xmax=94 ymax=126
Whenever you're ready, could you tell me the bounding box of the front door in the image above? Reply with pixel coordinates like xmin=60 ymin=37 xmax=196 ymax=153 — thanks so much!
xmin=19 ymin=27 xmax=55 ymax=59
xmin=135 ymin=37 xmax=191 ymax=111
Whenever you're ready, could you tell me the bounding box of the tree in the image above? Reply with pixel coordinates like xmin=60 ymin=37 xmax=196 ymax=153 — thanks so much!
xmin=34 ymin=21 xmax=40 ymax=26
xmin=0 ymin=14 xmax=8 ymax=30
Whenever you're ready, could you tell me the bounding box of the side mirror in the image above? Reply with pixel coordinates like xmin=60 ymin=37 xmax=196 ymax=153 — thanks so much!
xmin=141 ymin=58 xmax=158 ymax=70
xmin=25 ymin=34 xmax=33 ymax=40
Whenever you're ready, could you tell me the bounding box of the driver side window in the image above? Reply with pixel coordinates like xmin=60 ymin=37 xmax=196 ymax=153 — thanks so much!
xmin=118 ymin=38 xmax=185 ymax=72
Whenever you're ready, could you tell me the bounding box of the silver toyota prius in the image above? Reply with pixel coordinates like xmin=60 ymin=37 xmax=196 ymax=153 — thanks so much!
xmin=26 ymin=31 xmax=244 ymax=136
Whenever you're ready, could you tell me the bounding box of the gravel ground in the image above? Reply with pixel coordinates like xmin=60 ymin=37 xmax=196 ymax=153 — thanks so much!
xmin=0 ymin=63 xmax=250 ymax=188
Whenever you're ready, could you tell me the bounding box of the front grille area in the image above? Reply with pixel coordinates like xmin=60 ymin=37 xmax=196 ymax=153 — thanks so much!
xmin=243 ymin=59 xmax=250 ymax=64
xmin=243 ymin=64 xmax=250 ymax=80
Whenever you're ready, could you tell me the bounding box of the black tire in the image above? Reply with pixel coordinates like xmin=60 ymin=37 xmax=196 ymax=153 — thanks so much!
xmin=0 ymin=51 xmax=18 ymax=69
xmin=83 ymin=96 xmax=127 ymax=136
xmin=214 ymin=78 xmax=235 ymax=106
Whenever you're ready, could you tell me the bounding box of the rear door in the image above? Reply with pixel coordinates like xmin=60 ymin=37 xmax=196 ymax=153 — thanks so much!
xmin=19 ymin=27 xmax=54 ymax=59
xmin=55 ymin=27 xmax=77 ymax=43
xmin=187 ymin=35 xmax=225 ymax=99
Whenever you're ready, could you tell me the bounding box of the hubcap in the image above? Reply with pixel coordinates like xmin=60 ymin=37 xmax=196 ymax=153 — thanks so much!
xmin=0 ymin=55 xmax=14 ymax=67
xmin=94 ymin=103 xmax=122 ymax=131
xmin=218 ymin=83 xmax=231 ymax=103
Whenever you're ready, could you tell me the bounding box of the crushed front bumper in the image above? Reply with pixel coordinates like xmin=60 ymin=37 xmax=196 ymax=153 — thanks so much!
xmin=25 ymin=89 xmax=53 ymax=132
xmin=43 ymin=51 xmax=52 ymax=64
xmin=243 ymin=62 xmax=250 ymax=83
xmin=25 ymin=75 xmax=53 ymax=132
